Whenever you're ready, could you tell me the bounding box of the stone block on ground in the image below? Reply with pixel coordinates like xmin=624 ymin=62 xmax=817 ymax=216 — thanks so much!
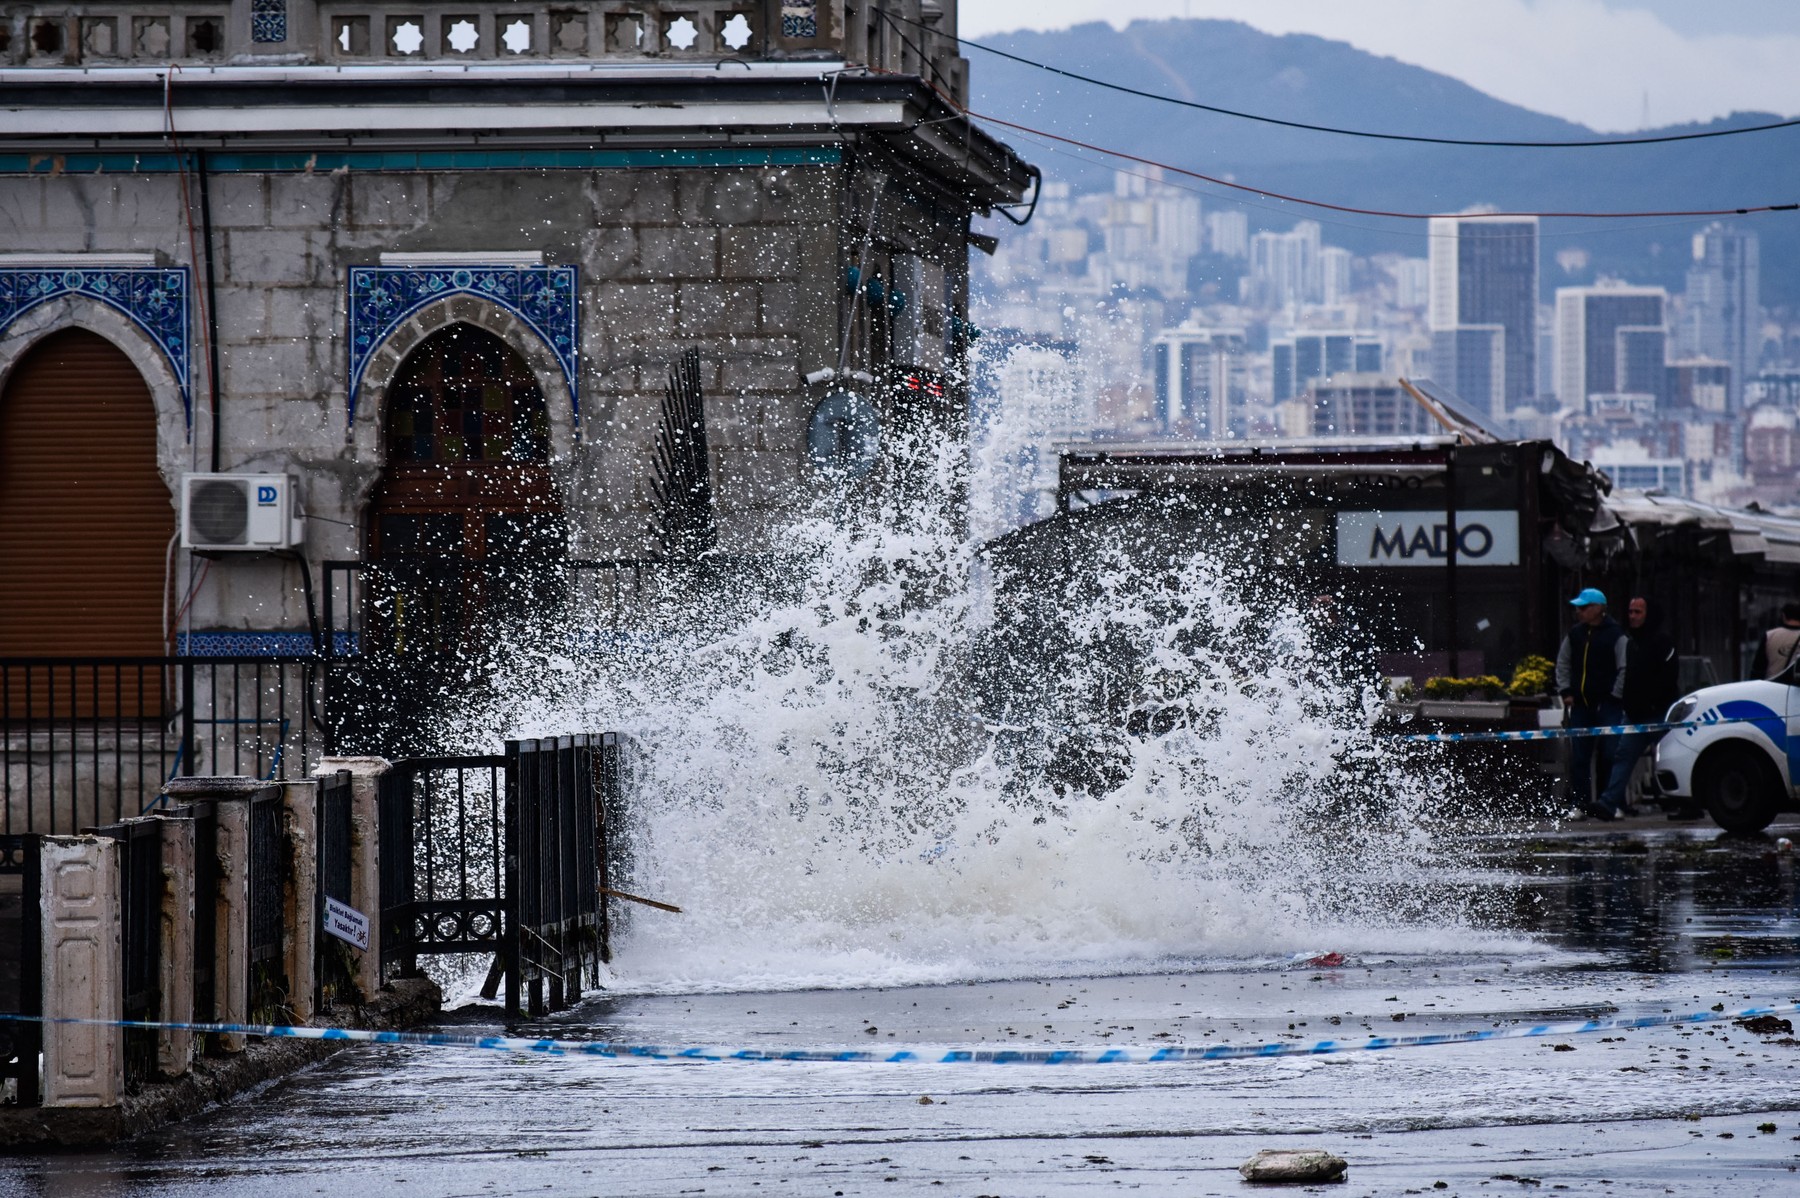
xmin=1237 ymin=1148 xmax=1348 ymax=1184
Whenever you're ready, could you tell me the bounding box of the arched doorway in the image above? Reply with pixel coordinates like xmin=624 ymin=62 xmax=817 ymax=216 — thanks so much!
xmin=364 ymin=323 xmax=566 ymax=662
xmin=0 ymin=328 xmax=173 ymax=658
xmin=370 ymin=322 xmax=563 ymax=559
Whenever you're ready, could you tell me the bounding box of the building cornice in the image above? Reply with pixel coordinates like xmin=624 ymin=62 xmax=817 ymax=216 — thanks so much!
xmin=0 ymin=65 xmax=1031 ymax=205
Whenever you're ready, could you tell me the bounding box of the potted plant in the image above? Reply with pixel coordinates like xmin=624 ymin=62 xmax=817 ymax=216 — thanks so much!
xmin=1420 ymin=675 xmax=1511 ymax=718
xmin=1507 ymin=655 xmax=1555 ymax=703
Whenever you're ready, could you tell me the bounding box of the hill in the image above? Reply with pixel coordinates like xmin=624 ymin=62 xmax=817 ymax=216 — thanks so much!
xmin=969 ymin=19 xmax=1800 ymax=307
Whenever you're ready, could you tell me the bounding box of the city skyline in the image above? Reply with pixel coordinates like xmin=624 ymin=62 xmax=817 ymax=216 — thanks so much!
xmin=973 ymin=165 xmax=1795 ymax=515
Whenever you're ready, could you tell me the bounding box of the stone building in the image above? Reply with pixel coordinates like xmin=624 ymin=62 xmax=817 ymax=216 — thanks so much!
xmin=0 ymin=0 xmax=1033 ymax=667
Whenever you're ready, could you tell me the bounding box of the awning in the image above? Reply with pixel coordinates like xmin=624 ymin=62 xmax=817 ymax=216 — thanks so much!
xmin=1731 ymin=530 xmax=1771 ymax=557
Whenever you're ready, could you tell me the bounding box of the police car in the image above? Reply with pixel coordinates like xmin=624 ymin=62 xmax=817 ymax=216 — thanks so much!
xmin=1653 ymin=665 xmax=1800 ymax=833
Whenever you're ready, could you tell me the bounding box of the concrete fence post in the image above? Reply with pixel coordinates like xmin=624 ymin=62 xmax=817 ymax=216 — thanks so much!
xmin=281 ymin=780 xmax=318 ymax=1024
xmin=163 ymin=777 xmax=272 ymax=1054
xmin=212 ymin=794 xmax=250 ymax=1052
xmin=156 ymin=816 xmax=196 ymax=1079
xmin=40 ymin=835 xmax=122 ymax=1108
xmin=314 ymin=757 xmax=391 ymax=1001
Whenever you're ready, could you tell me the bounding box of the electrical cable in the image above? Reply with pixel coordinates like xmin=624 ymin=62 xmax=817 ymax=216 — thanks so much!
xmin=893 ymin=14 xmax=1800 ymax=150
xmin=860 ymin=59 xmax=1798 ymax=220
xmin=164 ymin=66 xmax=218 ymax=450
xmin=170 ymin=559 xmax=211 ymax=635
xmin=959 ymin=104 xmax=1799 ymax=221
xmin=1000 ymin=124 xmax=1747 ymax=242
xmin=161 ymin=530 xmax=180 ymax=656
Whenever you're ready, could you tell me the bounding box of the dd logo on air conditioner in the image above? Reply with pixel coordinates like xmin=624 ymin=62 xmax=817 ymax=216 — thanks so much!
xmin=257 ymin=485 xmax=279 ymax=505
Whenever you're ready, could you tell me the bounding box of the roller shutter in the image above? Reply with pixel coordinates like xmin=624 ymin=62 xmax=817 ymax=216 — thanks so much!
xmin=0 ymin=329 xmax=173 ymax=714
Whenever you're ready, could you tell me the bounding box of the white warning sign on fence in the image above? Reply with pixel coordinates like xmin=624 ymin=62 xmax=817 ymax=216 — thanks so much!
xmin=322 ymin=896 xmax=370 ymax=950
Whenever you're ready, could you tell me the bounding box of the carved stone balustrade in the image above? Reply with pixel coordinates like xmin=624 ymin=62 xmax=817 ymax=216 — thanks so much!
xmin=0 ymin=0 xmax=963 ymax=80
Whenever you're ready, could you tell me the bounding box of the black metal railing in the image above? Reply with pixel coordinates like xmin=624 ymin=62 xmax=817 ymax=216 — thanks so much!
xmin=315 ymin=770 xmax=357 ymax=1010
xmin=247 ymin=789 xmax=286 ymax=1023
xmin=2 ymin=657 xmax=322 ymax=837
xmin=184 ymin=803 xmax=219 ymax=1034
xmin=591 ymin=732 xmax=641 ymax=963
xmin=318 ymin=554 xmax=785 ymax=757
xmin=375 ymin=736 xmax=638 ymax=1017
xmin=508 ymin=736 xmax=603 ymax=1016
xmin=376 ymin=765 xmax=414 ymax=981
xmin=378 ymin=755 xmax=508 ymax=983
xmin=88 ymin=818 xmax=164 ymax=1087
xmin=0 ymin=835 xmax=41 ymax=1106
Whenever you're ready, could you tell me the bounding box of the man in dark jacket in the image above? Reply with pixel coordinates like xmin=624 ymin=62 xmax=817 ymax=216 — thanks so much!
xmin=1750 ymin=603 xmax=1800 ymax=680
xmin=1599 ymin=596 xmax=1680 ymax=815
xmin=1555 ymin=587 xmax=1629 ymax=819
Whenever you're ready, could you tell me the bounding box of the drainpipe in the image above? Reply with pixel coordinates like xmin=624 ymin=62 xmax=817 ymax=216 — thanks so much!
xmin=196 ymin=149 xmax=222 ymax=473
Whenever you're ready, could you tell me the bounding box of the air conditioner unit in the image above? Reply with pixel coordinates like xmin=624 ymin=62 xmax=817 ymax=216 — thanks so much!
xmin=181 ymin=473 xmax=305 ymax=552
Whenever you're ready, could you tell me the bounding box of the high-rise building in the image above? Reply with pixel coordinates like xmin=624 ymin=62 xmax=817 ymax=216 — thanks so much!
xmin=1306 ymin=374 xmax=1433 ymax=437
xmin=1320 ymin=246 xmax=1353 ymax=306
xmin=1387 ymin=257 xmax=1430 ymax=309
xmin=1589 ymin=456 xmax=1687 ymax=495
xmin=1678 ymin=222 xmax=1760 ymax=409
xmin=1554 ymin=283 xmax=1668 ymax=410
xmin=1206 ymin=210 xmax=1249 ymax=259
xmin=1151 ymin=192 xmax=1204 ymax=261
xmin=1245 ymin=221 xmax=1322 ymax=308
xmin=1271 ymin=332 xmax=1383 ymax=402
xmin=1668 ymin=360 xmax=1732 ymax=412
xmin=1151 ymin=326 xmax=1249 ymax=437
xmin=1427 ymin=212 xmax=1539 ymax=417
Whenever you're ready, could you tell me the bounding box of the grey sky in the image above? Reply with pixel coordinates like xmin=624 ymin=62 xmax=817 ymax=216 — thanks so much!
xmin=1630 ymin=0 xmax=1799 ymax=37
xmin=959 ymin=1 xmax=1800 ymax=131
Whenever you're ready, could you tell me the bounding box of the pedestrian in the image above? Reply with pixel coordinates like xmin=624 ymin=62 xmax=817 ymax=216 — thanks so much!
xmin=1599 ymin=596 xmax=1679 ymax=817
xmin=1752 ymin=603 xmax=1800 ymax=680
xmin=1554 ymin=587 xmax=1628 ymax=820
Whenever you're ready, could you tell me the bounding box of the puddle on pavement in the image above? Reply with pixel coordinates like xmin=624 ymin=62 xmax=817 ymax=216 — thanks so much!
xmin=6 ymin=820 xmax=1800 ymax=1197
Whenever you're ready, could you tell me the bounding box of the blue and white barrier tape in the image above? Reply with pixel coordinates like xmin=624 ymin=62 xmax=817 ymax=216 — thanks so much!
xmin=1393 ymin=717 xmax=1758 ymax=745
xmin=4 ymin=998 xmax=1796 ymax=1064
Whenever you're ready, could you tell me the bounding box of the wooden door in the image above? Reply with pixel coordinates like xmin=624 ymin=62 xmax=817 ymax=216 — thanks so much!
xmin=366 ymin=324 xmax=565 ymax=656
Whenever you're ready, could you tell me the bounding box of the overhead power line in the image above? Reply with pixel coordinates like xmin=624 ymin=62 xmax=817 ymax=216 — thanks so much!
xmin=1003 ymin=125 xmax=1751 ymax=241
xmin=961 ymin=106 xmax=1800 ymax=221
xmin=893 ymin=15 xmax=1800 ymax=149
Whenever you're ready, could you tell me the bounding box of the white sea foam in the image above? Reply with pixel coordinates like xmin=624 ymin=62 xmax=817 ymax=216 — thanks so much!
xmin=440 ymin=354 xmax=1496 ymax=999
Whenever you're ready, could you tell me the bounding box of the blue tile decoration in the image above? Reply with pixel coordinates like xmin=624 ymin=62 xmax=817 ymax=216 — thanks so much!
xmin=250 ymin=0 xmax=287 ymax=43
xmin=781 ymin=1 xmax=817 ymax=38
xmin=346 ymin=265 xmax=579 ymax=427
xmin=0 ymin=266 xmax=191 ymax=426
xmin=178 ymin=630 xmax=357 ymax=657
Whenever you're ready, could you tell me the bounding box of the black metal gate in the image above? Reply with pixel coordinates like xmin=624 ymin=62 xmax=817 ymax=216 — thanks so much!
xmin=378 ymin=755 xmax=508 ymax=987
xmin=247 ymin=789 xmax=286 ymax=1023
xmin=87 ymin=818 xmax=163 ymax=1087
xmin=0 ymin=836 xmax=41 ymax=1106
xmin=378 ymin=735 xmax=636 ymax=1017
xmin=315 ymin=770 xmax=357 ymax=1010
xmin=509 ymin=736 xmax=599 ymax=1017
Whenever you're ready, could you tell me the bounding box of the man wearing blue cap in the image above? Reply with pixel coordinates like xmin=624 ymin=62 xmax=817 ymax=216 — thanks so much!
xmin=1555 ymin=587 xmax=1630 ymax=819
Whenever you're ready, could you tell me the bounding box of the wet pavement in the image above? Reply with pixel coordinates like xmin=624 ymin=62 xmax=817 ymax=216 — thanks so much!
xmin=3 ymin=815 xmax=1799 ymax=1196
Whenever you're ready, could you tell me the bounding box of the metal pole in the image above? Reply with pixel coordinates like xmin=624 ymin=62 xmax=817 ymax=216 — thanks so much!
xmin=180 ymin=659 xmax=197 ymax=778
xmin=1445 ymin=445 xmax=1460 ymax=675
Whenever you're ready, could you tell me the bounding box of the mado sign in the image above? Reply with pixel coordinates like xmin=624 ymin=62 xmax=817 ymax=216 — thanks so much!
xmin=1336 ymin=510 xmax=1520 ymax=568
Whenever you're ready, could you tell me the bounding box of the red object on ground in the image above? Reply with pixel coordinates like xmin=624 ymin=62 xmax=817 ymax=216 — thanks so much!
xmin=1303 ymin=952 xmax=1346 ymax=968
